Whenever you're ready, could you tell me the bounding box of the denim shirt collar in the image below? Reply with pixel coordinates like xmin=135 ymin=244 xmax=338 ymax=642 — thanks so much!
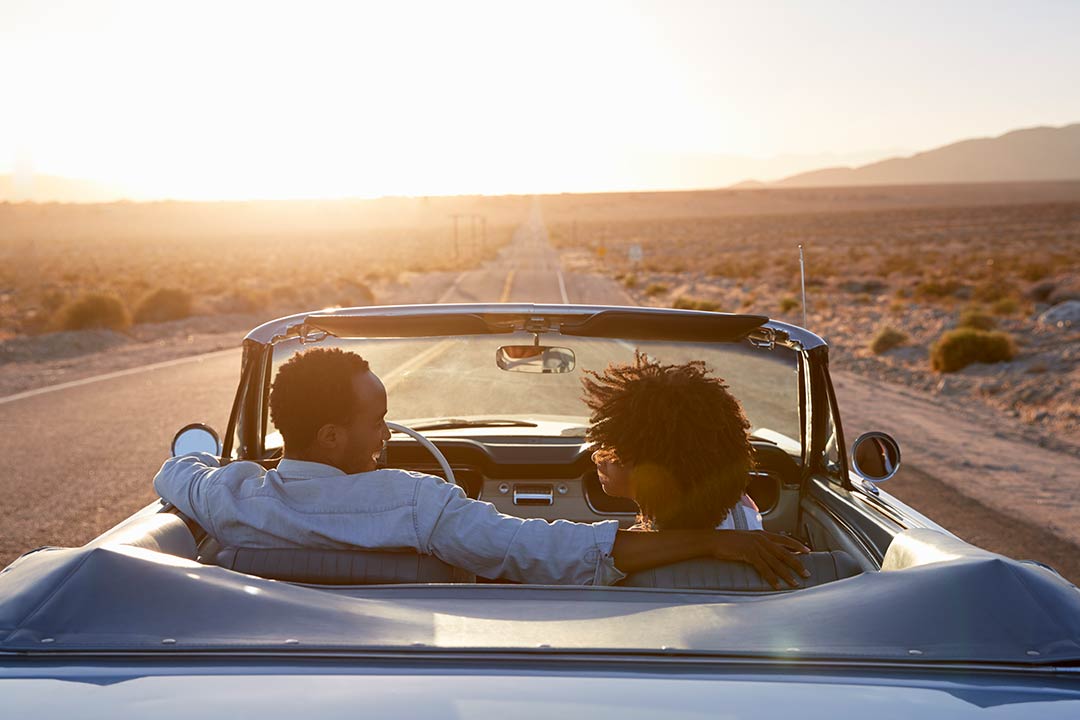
xmin=276 ymin=458 xmax=347 ymax=480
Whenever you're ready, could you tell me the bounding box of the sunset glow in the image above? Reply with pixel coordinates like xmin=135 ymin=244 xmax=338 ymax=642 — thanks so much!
xmin=2 ymin=0 xmax=1078 ymax=199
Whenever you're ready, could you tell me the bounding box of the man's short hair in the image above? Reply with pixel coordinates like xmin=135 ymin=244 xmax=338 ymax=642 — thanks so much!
xmin=270 ymin=348 xmax=371 ymax=449
xmin=582 ymin=352 xmax=753 ymax=530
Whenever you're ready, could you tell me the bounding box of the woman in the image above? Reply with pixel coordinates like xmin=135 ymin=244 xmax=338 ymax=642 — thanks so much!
xmin=584 ymin=353 xmax=761 ymax=531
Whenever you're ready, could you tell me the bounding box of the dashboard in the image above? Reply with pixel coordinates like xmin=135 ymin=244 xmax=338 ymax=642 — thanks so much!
xmin=384 ymin=437 xmax=801 ymax=529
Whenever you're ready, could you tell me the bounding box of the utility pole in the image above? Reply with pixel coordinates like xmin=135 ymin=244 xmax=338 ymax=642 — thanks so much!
xmin=449 ymin=214 xmax=462 ymax=260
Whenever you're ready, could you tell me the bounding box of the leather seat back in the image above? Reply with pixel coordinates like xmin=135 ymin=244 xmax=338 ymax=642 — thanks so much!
xmin=100 ymin=512 xmax=198 ymax=560
xmin=214 ymin=547 xmax=474 ymax=585
xmin=620 ymin=550 xmax=860 ymax=591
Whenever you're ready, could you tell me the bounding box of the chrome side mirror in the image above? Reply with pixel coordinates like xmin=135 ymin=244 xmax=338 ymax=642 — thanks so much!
xmin=495 ymin=345 xmax=576 ymax=374
xmin=850 ymin=432 xmax=901 ymax=482
xmin=171 ymin=423 xmax=222 ymax=457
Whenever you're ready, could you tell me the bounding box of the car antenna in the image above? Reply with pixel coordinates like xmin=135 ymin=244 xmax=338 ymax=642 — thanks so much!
xmin=798 ymin=243 xmax=808 ymax=328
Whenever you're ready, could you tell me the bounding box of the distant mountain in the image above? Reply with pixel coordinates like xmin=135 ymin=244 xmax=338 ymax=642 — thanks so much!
xmin=771 ymin=124 xmax=1080 ymax=188
xmin=0 ymin=174 xmax=129 ymax=203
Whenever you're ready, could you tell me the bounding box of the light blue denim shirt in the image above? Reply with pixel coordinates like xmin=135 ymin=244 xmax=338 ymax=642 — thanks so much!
xmin=154 ymin=453 xmax=625 ymax=585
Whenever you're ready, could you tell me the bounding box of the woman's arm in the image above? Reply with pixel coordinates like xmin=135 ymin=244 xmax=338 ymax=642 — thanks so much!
xmin=611 ymin=529 xmax=810 ymax=589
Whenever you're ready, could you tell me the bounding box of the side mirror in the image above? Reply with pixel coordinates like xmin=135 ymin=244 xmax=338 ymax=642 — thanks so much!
xmin=172 ymin=423 xmax=222 ymax=457
xmin=495 ymin=345 xmax=576 ymax=374
xmin=850 ymin=432 xmax=901 ymax=482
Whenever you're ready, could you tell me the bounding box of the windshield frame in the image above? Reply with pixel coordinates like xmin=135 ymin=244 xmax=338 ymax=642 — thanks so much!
xmin=222 ymin=304 xmax=826 ymax=478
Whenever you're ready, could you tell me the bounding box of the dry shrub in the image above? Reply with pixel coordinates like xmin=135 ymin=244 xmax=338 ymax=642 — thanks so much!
xmin=214 ymin=289 xmax=269 ymax=315
xmin=958 ymin=309 xmax=997 ymax=331
xmin=779 ymin=296 xmax=799 ymax=313
xmin=622 ymin=274 xmax=638 ymax=289
xmin=59 ymin=293 xmax=130 ymax=331
xmin=133 ymin=287 xmax=193 ymax=324
xmin=644 ymin=283 xmax=669 ymax=297
xmin=914 ymin=278 xmax=964 ymax=300
xmin=930 ymin=329 xmax=1016 ymax=373
xmin=972 ymin=280 xmax=1017 ymax=304
xmin=337 ymin=281 xmax=375 ymax=307
xmin=869 ymin=326 xmax=908 ymax=354
xmin=672 ymin=296 xmax=720 ymax=311
xmin=991 ymin=297 xmax=1021 ymax=316
xmin=1020 ymin=263 xmax=1051 ymax=282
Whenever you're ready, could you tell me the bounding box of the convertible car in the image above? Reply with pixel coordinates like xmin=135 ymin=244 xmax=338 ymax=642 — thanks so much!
xmin=2 ymin=303 xmax=1079 ymax=717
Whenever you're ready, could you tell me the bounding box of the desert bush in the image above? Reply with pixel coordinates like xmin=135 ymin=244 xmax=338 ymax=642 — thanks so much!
xmin=133 ymin=287 xmax=193 ymax=324
xmin=888 ymin=300 xmax=906 ymax=314
xmin=339 ymin=281 xmax=375 ymax=307
xmin=869 ymin=326 xmax=908 ymax=354
xmin=972 ymin=280 xmax=1017 ymax=304
xmin=644 ymin=283 xmax=669 ymax=297
xmin=914 ymin=278 xmax=964 ymax=300
xmin=958 ymin=309 xmax=996 ymax=331
xmin=673 ymin=296 xmax=720 ymax=311
xmin=59 ymin=293 xmax=130 ymax=331
xmin=622 ymin=274 xmax=638 ymax=288
xmin=930 ymin=329 xmax=1016 ymax=373
xmin=214 ymin=289 xmax=269 ymax=315
xmin=991 ymin=297 xmax=1020 ymax=316
xmin=779 ymin=296 xmax=799 ymax=313
xmin=1020 ymin=263 xmax=1051 ymax=282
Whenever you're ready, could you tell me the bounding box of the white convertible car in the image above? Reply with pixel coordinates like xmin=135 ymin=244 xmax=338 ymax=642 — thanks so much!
xmin=2 ymin=304 xmax=1078 ymax=718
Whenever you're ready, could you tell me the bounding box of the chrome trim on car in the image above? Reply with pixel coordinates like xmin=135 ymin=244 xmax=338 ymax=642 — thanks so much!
xmin=244 ymin=303 xmax=827 ymax=351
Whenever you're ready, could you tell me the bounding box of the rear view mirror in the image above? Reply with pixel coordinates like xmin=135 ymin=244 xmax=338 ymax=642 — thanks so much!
xmin=850 ymin=432 xmax=901 ymax=482
xmin=496 ymin=345 xmax=576 ymax=374
xmin=172 ymin=423 xmax=222 ymax=457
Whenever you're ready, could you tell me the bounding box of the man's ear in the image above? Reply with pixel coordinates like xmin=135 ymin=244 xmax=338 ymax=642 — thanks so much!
xmin=314 ymin=423 xmax=341 ymax=449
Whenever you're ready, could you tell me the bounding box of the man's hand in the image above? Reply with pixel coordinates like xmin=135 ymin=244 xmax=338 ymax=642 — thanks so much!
xmin=712 ymin=530 xmax=810 ymax=589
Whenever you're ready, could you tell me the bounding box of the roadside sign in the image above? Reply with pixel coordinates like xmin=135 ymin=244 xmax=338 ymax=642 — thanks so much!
xmin=628 ymin=245 xmax=643 ymax=264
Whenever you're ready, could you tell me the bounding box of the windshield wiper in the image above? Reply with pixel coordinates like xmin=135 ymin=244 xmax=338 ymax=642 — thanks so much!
xmin=405 ymin=419 xmax=539 ymax=431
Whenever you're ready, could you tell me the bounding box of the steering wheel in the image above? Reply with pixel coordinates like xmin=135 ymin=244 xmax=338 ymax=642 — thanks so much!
xmin=386 ymin=421 xmax=457 ymax=486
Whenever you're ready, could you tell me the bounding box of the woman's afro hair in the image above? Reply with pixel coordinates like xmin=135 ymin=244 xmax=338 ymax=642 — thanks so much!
xmin=582 ymin=352 xmax=753 ymax=529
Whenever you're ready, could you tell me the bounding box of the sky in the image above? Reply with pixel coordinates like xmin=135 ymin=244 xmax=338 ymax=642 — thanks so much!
xmin=2 ymin=0 xmax=1079 ymax=199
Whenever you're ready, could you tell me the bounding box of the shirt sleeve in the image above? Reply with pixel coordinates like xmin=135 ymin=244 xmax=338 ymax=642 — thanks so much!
xmin=414 ymin=480 xmax=626 ymax=585
xmin=153 ymin=452 xmax=223 ymax=537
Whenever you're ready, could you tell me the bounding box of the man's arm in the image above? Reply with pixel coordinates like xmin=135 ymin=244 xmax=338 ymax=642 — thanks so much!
xmin=612 ymin=529 xmax=810 ymax=589
xmin=153 ymin=452 xmax=222 ymax=534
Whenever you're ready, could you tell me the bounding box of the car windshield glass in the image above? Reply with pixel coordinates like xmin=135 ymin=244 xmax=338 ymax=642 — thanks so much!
xmin=267 ymin=332 xmax=800 ymax=447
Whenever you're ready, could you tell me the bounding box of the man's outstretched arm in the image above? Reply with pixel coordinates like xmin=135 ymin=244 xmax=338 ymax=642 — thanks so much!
xmin=611 ymin=529 xmax=810 ymax=589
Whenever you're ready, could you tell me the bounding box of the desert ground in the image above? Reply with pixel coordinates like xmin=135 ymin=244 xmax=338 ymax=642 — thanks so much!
xmin=1 ymin=182 xmax=1079 ymax=580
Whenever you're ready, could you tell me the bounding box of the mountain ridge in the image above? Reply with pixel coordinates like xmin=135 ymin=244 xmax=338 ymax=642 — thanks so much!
xmin=765 ymin=124 xmax=1080 ymax=188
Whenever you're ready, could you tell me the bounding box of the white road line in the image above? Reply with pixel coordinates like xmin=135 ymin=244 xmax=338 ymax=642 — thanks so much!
xmin=0 ymin=347 xmax=240 ymax=406
xmin=436 ymin=273 xmax=467 ymax=303
xmin=382 ymin=339 xmax=455 ymax=393
xmin=556 ymin=269 xmax=570 ymax=304
xmin=499 ymin=269 xmax=517 ymax=303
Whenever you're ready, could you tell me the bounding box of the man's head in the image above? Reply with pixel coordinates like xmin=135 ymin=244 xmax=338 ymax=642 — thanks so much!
xmin=269 ymin=348 xmax=390 ymax=474
xmin=583 ymin=352 xmax=753 ymax=529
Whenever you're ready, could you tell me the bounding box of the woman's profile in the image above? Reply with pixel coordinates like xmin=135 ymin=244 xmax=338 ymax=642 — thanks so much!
xmin=583 ymin=353 xmax=761 ymax=531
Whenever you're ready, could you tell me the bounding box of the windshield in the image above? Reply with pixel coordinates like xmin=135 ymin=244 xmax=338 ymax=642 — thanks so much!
xmin=268 ymin=332 xmax=801 ymax=446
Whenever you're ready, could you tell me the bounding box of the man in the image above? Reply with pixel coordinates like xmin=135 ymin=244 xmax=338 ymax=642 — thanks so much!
xmin=155 ymin=348 xmax=809 ymax=588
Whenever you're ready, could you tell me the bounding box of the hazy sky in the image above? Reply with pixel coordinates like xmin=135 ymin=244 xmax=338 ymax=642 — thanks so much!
xmin=2 ymin=0 xmax=1078 ymax=198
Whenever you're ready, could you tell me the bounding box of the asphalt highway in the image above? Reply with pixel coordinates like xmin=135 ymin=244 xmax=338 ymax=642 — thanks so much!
xmin=2 ymin=208 xmax=1078 ymax=578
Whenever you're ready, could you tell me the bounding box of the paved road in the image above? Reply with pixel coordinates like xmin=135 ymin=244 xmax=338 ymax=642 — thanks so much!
xmin=2 ymin=204 xmax=1079 ymax=572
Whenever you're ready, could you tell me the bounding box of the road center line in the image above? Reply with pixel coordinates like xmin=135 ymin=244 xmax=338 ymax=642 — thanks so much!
xmin=556 ymin=270 xmax=570 ymax=304
xmin=0 ymin=347 xmax=240 ymax=406
xmin=382 ymin=340 xmax=455 ymax=393
xmin=436 ymin=273 xmax=467 ymax=303
xmin=499 ymin=269 xmax=517 ymax=302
